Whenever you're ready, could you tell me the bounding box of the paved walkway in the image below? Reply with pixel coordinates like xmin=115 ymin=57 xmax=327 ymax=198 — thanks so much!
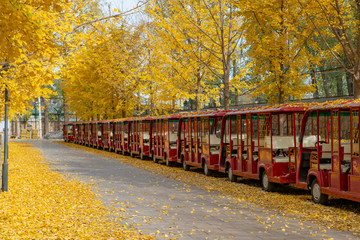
xmin=31 ymin=141 xmax=356 ymax=239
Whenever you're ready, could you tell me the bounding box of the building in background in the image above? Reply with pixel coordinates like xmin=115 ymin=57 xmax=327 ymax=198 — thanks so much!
xmin=10 ymin=98 xmax=75 ymax=139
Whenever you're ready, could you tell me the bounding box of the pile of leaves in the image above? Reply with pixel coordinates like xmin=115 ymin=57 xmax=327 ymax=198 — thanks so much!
xmin=63 ymin=142 xmax=360 ymax=236
xmin=0 ymin=142 xmax=153 ymax=239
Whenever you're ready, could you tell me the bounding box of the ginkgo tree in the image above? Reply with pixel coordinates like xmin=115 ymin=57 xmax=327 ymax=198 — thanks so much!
xmin=147 ymin=0 xmax=247 ymax=110
xmin=0 ymin=0 xmax=104 ymax=118
xmin=0 ymin=0 xmax=62 ymax=117
xmin=62 ymin=19 xmax=146 ymax=120
xmin=239 ymin=0 xmax=318 ymax=104
xmin=298 ymin=0 xmax=360 ymax=98
xmin=146 ymin=0 xmax=220 ymax=111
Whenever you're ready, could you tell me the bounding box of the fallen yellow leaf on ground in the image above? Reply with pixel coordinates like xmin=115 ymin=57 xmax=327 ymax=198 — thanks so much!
xmin=61 ymin=142 xmax=360 ymax=236
xmin=0 ymin=142 xmax=153 ymax=239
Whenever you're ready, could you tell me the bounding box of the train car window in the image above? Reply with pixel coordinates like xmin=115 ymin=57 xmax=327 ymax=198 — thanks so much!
xmin=303 ymin=111 xmax=318 ymax=148
xmin=143 ymin=121 xmax=150 ymax=145
xmin=169 ymin=120 xmax=179 ymax=134
xmin=209 ymin=117 xmax=221 ymax=154
xmin=224 ymin=117 xmax=230 ymax=144
xmin=169 ymin=120 xmax=179 ymax=146
xmin=318 ymin=111 xmax=331 ymax=144
xmin=352 ymin=109 xmax=359 ymax=157
xmin=332 ymin=110 xmax=339 ymax=154
xmin=182 ymin=120 xmax=188 ymax=141
xmin=285 ymin=114 xmax=293 ymax=136
xmin=271 ymin=114 xmax=280 ymax=136
xmin=238 ymin=115 xmax=247 ymax=159
xmin=194 ymin=118 xmax=199 ymax=151
xmin=189 ymin=118 xmax=194 ymax=140
xmin=124 ymin=122 xmax=129 ymax=141
xmin=259 ymin=114 xmax=270 ymax=148
xmin=97 ymin=123 xmax=101 ymax=138
xmin=231 ymin=116 xmax=236 ymax=141
xmin=340 ymin=111 xmax=351 ymax=163
xmin=201 ymin=118 xmax=209 ymax=143
xmin=164 ymin=120 xmax=169 ymax=141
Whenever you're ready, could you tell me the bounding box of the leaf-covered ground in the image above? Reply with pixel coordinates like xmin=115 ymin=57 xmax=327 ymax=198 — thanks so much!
xmin=0 ymin=142 xmax=153 ymax=239
xmin=61 ymin=142 xmax=360 ymax=237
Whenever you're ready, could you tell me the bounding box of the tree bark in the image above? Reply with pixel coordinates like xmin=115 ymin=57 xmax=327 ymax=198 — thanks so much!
xmin=232 ymin=59 xmax=238 ymax=106
xmin=346 ymin=71 xmax=354 ymax=96
xmin=16 ymin=118 xmax=20 ymax=138
xmin=223 ymin=66 xmax=230 ymax=110
xmin=337 ymin=75 xmax=343 ymax=96
xmin=196 ymin=72 xmax=201 ymax=111
xmin=64 ymin=102 xmax=69 ymax=124
xmin=57 ymin=114 xmax=61 ymax=131
xmin=43 ymin=97 xmax=49 ymax=135
xmin=311 ymin=69 xmax=318 ymax=98
xmin=354 ymin=70 xmax=360 ymax=98
xmin=321 ymin=72 xmax=330 ymax=97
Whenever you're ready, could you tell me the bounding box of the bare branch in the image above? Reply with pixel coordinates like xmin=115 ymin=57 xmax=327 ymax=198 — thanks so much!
xmin=68 ymin=0 xmax=149 ymax=35
xmin=297 ymin=0 xmax=351 ymax=73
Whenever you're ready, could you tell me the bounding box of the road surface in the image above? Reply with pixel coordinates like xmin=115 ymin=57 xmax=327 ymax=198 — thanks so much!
xmin=31 ymin=140 xmax=356 ymax=240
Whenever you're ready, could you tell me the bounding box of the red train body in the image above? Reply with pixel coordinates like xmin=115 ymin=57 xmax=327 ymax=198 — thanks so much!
xmin=64 ymin=99 xmax=360 ymax=204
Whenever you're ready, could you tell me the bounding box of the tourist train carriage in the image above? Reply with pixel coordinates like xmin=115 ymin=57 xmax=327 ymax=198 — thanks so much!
xmin=141 ymin=117 xmax=152 ymax=159
xmin=128 ymin=117 xmax=152 ymax=159
xmin=90 ymin=121 xmax=102 ymax=149
xmin=63 ymin=123 xmax=74 ymax=142
xmin=113 ymin=119 xmax=132 ymax=154
xmin=114 ymin=120 xmax=122 ymax=153
xmin=83 ymin=122 xmax=91 ymax=146
xmin=129 ymin=118 xmax=141 ymax=157
xmin=152 ymin=114 xmax=181 ymax=165
xmin=63 ymin=99 xmax=360 ymax=204
xmin=180 ymin=111 xmax=228 ymax=175
xmin=118 ymin=119 xmax=131 ymax=154
xmin=297 ymin=99 xmax=360 ymax=203
xmin=101 ymin=120 xmax=115 ymax=151
xmin=220 ymin=104 xmax=311 ymax=190
xmin=74 ymin=123 xmax=82 ymax=144
xmin=109 ymin=121 xmax=116 ymax=151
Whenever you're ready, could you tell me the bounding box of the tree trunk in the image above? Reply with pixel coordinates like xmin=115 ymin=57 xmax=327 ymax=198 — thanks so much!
xmin=64 ymin=103 xmax=69 ymax=124
xmin=354 ymin=70 xmax=360 ymax=98
xmin=321 ymin=72 xmax=330 ymax=97
xmin=223 ymin=69 xmax=230 ymax=110
xmin=346 ymin=71 xmax=354 ymax=96
xmin=233 ymin=59 xmax=239 ymax=106
xmin=43 ymin=97 xmax=49 ymax=135
xmin=16 ymin=118 xmax=20 ymax=138
xmin=196 ymin=74 xmax=201 ymax=111
xmin=311 ymin=69 xmax=318 ymax=98
xmin=57 ymin=114 xmax=61 ymax=131
xmin=337 ymin=75 xmax=343 ymax=96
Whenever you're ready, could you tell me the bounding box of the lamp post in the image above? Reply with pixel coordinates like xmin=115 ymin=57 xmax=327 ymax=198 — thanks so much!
xmin=2 ymin=88 xmax=9 ymax=191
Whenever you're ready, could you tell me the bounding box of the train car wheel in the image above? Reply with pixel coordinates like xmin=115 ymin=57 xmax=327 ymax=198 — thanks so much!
xmin=204 ymin=163 xmax=212 ymax=176
xmin=228 ymin=167 xmax=237 ymax=182
xmin=183 ymin=160 xmax=190 ymax=171
xmin=153 ymin=154 xmax=158 ymax=163
xmin=261 ymin=171 xmax=275 ymax=192
xmin=165 ymin=155 xmax=172 ymax=166
xmin=311 ymin=179 xmax=328 ymax=204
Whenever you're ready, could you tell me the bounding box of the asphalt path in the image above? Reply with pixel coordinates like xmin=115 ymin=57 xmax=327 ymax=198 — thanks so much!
xmin=30 ymin=140 xmax=357 ymax=240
